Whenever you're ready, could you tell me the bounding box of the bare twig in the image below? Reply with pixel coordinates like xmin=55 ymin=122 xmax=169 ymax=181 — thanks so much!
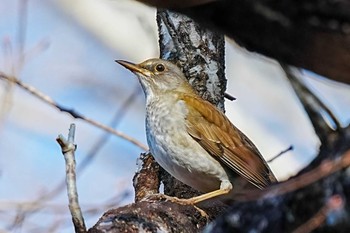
xmin=56 ymin=124 xmax=87 ymax=233
xmin=224 ymin=92 xmax=236 ymax=101
xmin=267 ymin=145 xmax=293 ymax=163
xmin=0 ymin=72 xmax=148 ymax=150
xmin=40 ymin=85 xmax=140 ymax=202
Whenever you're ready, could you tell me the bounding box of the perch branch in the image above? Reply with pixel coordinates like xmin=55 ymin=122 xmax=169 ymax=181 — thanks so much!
xmin=133 ymin=153 xmax=161 ymax=202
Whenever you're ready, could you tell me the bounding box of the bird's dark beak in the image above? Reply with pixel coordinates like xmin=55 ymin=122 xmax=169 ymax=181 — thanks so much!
xmin=115 ymin=60 xmax=152 ymax=77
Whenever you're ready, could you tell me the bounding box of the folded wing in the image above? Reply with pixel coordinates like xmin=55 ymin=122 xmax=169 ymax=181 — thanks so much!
xmin=179 ymin=93 xmax=277 ymax=189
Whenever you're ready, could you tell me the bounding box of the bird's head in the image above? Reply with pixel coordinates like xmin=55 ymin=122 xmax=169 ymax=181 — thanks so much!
xmin=116 ymin=58 xmax=194 ymax=98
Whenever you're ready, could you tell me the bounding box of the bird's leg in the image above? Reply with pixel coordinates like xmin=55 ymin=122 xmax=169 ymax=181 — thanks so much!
xmin=182 ymin=180 xmax=232 ymax=204
xmin=143 ymin=182 xmax=232 ymax=217
xmin=180 ymin=188 xmax=231 ymax=204
xmin=144 ymin=181 xmax=232 ymax=205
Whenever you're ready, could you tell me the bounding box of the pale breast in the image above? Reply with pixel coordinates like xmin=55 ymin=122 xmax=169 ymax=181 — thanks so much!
xmin=145 ymin=95 xmax=231 ymax=193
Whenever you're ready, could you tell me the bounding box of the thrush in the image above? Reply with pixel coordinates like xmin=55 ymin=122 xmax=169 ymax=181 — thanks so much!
xmin=116 ymin=58 xmax=277 ymax=205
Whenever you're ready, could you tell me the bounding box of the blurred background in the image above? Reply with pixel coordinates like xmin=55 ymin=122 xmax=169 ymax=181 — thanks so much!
xmin=0 ymin=0 xmax=349 ymax=232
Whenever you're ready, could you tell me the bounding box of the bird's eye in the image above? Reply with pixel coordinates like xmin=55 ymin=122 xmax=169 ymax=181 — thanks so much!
xmin=155 ymin=64 xmax=165 ymax=72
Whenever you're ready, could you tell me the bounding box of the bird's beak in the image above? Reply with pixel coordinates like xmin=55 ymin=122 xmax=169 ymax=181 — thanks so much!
xmin=115 ymin=60 xmax=152 ymax=77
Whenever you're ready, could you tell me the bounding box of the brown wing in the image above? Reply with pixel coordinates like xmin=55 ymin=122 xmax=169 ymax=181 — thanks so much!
xmin=179 ymin=93 xmax=277 ymax=189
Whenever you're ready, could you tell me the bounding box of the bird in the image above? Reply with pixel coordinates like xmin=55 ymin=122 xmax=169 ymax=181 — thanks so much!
xmin=116 ymin=58 xmax=277 ymax=205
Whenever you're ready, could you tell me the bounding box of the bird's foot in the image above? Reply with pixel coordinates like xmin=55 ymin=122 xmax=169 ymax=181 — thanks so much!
xmin=142 ymin=193 xmax=208 ymax=218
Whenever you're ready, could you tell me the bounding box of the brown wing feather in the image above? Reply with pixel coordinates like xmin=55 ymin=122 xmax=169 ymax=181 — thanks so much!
xmin=179 ymin=93 xmax=277 ymax=189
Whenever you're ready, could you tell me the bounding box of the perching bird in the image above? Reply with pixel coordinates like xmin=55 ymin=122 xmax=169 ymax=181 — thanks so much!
xmin=116 ymin=58 xmax=277 ymax=204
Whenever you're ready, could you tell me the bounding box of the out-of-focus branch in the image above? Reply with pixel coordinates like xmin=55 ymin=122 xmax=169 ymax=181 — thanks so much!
xmin=0 ymin=72 xmax=148 ymax=151
xmin=281 ymin=64 xmax=347 ymax=171
xmin=292 ymin=195 xmax=344 ymax=233
xmin=137 ymin=0 xmax=350 ymax=84
xmin=237 ymin=150 xmax=350 ymax=202
xmin=281 ymin=65 xmax=342 ymax=144
xmin=56 ymin=124 xmax=86 ymax=233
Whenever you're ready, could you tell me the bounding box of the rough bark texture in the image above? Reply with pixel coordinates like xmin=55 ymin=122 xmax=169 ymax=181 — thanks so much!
xmin=88 ymin=201 xmax=207 ymax=233
xmin=157 ymin=10 xmax=226 ymax=111
xmin=130 ymin=153 xmax=160 ymax=203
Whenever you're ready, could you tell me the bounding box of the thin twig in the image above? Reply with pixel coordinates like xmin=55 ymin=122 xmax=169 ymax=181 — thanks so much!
xmin=0 ymin=72 xmax=148 ymax=150
xmin=56 ymin=124 xmax=87 ymax=233
xmin=224 ymin=92 xmax=236 ymax=101
xmin=267 ymin=145 xmax=293 ymax=163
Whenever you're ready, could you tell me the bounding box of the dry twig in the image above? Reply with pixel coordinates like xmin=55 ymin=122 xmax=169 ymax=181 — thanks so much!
xmin=0 ymin=72 xmax=147 ymax=150
xmin=56 ymin=124 xmax=87 ymax=233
